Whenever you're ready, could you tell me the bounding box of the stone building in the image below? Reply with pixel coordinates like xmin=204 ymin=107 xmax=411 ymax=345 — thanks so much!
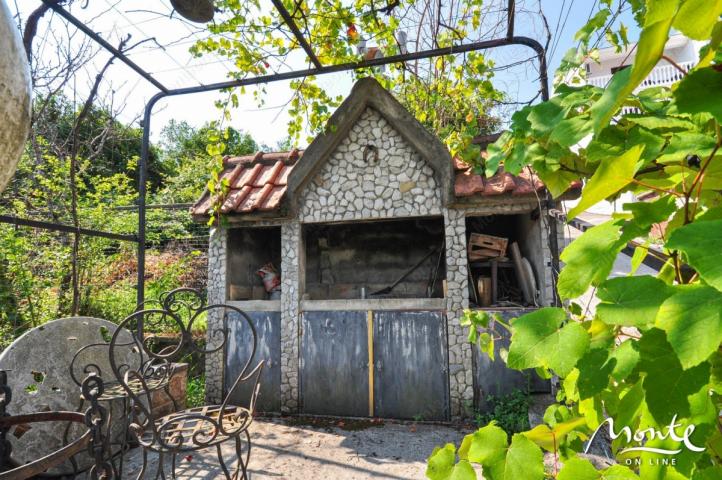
xmin=191 ymin=78 xmax=577 ymax=419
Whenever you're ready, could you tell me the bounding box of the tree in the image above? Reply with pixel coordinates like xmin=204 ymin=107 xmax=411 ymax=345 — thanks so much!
xmin=155 ymin=120 xmax=259 ymax=203
xmin=427 ymin=1 xmax=722 ymax=479
xmin=191 ymin=0 xmax=505 ymax=161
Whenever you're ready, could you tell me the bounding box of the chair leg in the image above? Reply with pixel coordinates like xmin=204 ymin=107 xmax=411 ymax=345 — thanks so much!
xmin=216 ymin=444 xmax=232 ymax=479
xmin=233 ymin=435 xmax=249 ymax=480
xmin=154 ymin=451 xmax=166 ymax=479
xmin=135 ymin=449 xmax=148 ymax=480
xmin=171 ymin=452 xmax=177 ymax=479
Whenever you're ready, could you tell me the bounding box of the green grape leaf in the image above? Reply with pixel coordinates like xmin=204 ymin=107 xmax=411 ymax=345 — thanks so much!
xmin=550 ymin=115 xmax=593 ymax=147
xmin=568 ymin=145 xmax=643 ymax=220
xmin=507 ymin=308 xmax=590 ymax=377
xmin=498 ymin=434 xmax=544 ymax=480
xmin=426 ymin=444 xmax=458 ymax=480
xmin=576 ymin=348 xmax=615 ymax=399
xmin=693 ymin=466 xmax=722 ymax=480
xmin=623 ymin=196 xmax=677 ymax=228
xmin=609 ymin=340 xmax=640 ymax=382
xmin=656 ymin=132 xmax=718 ymax=164
xmin=596 ymin=276 xmax=676 ymax=327
xmin=557 ymin=220 xmax=627 ymax=299
xmin=602 ymin=464 xmax=639 ymax=479
xmin=522 ymin=417 xmax=587 ymax=452
xmin=637 ymin=328 xmax=710 ymax=424
xmin=656 ymin=284 xmax=722 ymax=368
xmin=558 ymin=457 xmax=599 ymax=480
xmin=673 ymin=0 xmax=722 ymax=40
xmin=591 ymin=6 xmax=677 ymax=132
xmin=674 ymin=67 xmax=722 ymax=123
xmin=528 ymin=101 xmax=566 ymax=135
xmin=666 ymin=219 xmax=722 ymax=291
xmin=463 ymin=422 xmax=508 ymax=465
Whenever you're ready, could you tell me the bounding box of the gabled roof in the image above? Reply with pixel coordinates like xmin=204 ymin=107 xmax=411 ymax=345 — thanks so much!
xmin=190 ymin=150 xmax=579 ymax=218
xmin=286 ymin=77 xmax=455 ymax=210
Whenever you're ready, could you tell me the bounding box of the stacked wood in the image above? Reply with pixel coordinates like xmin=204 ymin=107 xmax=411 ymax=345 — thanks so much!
xmin=468 ymin=233 xmax=508 ymax=261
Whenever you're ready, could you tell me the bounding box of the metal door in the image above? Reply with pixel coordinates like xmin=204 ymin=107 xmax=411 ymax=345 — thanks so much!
xmin=473 ymin=309 xmax=550 ymax=412
xmin=300 ymin=311 xmax=369 ymax=416
xmin=225 ymin=310 xmax=281 ymax=413
xmin=373 ymin=311 xmax=449 ymax=420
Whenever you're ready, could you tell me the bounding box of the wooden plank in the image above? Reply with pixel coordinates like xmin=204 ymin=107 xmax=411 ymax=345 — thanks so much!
xmin=491 ymin=260 xmax=498 ymax=305
xmin=509 ymin=242 xmax=533 ymax=304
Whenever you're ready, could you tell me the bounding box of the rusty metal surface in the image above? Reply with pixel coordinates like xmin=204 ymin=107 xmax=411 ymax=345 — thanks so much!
xmin=473 ymin=309 xmax=550 ymax=412
xmin=226 ymin=311 xmax=281 ymax=413
xmin=373 ymin=311 xmax=449 ymax=421
xmin=0 ymin=412 xmax=90 ymax=480
xmin=300 ymin=311 xmax=369 ymax=417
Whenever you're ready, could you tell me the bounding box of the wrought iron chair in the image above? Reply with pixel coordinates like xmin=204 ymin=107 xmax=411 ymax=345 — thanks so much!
xmin=68 ymin=319 xmax=176 ymax=477
xmin=108 ymin=288 xmax=263 ymax=480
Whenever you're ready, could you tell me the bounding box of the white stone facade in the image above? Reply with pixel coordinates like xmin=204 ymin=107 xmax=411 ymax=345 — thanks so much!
xmin=205 ymin=226 xmax=227 ymax=404
xmin=299 ymin=108 xmax=441 ymax=223
xmin=280 ymin=222 xmax=301 ymax=412
xmin=443 ymin=208 xmax=473 ymax=417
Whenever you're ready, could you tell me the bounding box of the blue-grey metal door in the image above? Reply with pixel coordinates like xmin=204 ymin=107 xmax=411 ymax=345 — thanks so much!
xmin=225 ymin=310 xmax=281 ymax=413
xmin=373 ymin=311 xmax=449 ymax=420
xmin=300 ymin=311 xmax=369 ymax=417
xmin=473 ymin=309 xmax=550 ymax=412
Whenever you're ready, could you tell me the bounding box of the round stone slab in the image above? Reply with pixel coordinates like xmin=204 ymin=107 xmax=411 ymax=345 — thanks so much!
xmin=0 ymin=317 xmax=135 ymax=474
xmin=0 ymin=0 xmax=31 ymax=193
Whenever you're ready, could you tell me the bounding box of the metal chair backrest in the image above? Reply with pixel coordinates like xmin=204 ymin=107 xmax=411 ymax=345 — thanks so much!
xmin=108 ymin=288 xmax=261 ymax=448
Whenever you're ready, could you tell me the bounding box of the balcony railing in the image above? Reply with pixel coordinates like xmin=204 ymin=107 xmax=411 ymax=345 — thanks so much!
xmin=586 ymin=61 xmax=695 ymax=90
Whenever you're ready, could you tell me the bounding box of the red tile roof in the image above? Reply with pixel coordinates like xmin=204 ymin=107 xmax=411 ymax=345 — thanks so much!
xmin=191 ymin=149 xmax=578 ymax=217
xmin=453 ymin=157 xmax=548 ymax=198
xmin=191 ymin=150 xmax=301 ymax=216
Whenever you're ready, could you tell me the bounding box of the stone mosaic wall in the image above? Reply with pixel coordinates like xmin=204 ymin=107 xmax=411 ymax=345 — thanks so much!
xmin=205 ymin=226 xmax=226 ymax=403
xmin=280 ymin=222 xmax=301 ymax=412
xmin=443 ymin=208 xmax=473 ymax=418
xmin=299 ymin=108 xmax=442 ymax=222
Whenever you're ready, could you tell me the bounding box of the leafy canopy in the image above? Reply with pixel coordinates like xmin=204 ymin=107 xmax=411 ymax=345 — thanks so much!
xmin=429 ymin=1 xmax=722 ymax=478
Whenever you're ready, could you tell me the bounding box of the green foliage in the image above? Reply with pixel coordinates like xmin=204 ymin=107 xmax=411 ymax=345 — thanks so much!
xmin=192 ymin=0 xmax=503 ymax=162
xmin=428 ymin=1 xmax=722 ymax=478
xmin=473 ymin=390 xmax=531 ymax=436
xmin=186 ymin=375 xmax=206 ymax=408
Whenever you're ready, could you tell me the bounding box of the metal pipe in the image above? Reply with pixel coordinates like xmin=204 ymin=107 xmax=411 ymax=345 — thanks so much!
xmin=0 ymin=214 xmax=137 ymax=242
xmin=40 ymin=0 xmax=169 ymax=93
xmin=270 ymin=0 xmax=323 ymax=69
xmin=136 ymin=92 xmax=167 ymax=307
xmin=158 ymin=36 xmax=547 ymax=96
xmin=507 ymin=0 xmax=515 ymax=39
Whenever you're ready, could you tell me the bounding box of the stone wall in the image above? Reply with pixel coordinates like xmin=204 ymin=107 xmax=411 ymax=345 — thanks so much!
xmin=205 ymin=226 xmax=226 ymax=403
xmin=299 ymin=108 xmax=441 ymax=223
xmin=443 ymin=208 xmax=473 ymax=418
xmin=280 ymin=222 xmax=301 ymax=412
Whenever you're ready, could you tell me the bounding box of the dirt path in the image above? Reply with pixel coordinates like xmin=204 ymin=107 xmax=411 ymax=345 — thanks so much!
xmin=123 ymin=417 xmax=472 ymax=479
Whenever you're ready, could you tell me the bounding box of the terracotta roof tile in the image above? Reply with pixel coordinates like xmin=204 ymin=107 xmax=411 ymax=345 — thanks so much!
xmin=191 ymin=148 xmax=580 ymax=217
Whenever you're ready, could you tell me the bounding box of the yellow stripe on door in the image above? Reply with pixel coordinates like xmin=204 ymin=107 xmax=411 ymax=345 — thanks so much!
xmin=367 ymin=310 xmax=374 ymax=417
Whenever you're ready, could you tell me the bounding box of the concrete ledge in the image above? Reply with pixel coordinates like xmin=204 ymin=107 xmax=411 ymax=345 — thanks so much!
xmin=301 ymin=298 xmax=446 ymax=311
xmin=226 ymin=300 xmax=282 ymax=312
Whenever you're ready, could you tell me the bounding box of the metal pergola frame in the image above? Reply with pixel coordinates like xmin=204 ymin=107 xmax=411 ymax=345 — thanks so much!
xmin=38 ymin=0 xmax=556 ymax=306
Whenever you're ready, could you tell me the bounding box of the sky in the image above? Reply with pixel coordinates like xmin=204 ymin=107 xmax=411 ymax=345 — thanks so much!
xmin=18 ymin=0 xmax=638 ymax=149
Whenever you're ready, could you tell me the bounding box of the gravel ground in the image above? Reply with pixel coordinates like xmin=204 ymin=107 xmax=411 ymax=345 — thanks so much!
xmin=122 ymin=417 xmax=472 ymax=479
